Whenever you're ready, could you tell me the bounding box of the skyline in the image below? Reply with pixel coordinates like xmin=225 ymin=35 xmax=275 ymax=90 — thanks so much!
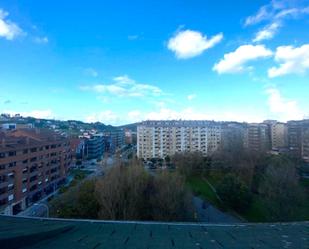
xmin=1 ymin=0 xmax=309 ymax=125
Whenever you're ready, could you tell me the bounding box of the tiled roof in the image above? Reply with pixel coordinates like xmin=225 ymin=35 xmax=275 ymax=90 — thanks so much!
xmin=0 ymin=215 xmax=308 ymax=249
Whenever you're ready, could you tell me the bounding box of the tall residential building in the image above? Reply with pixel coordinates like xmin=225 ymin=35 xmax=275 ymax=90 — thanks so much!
xmin=287 ymin=121 xmax=303 ymax=158
xmin=0 ymin=129 xmax=72 ymax=215
xmin=264 ymin=121 xmax=288 ymax=151
xmin=244 ymin=123 xmax=271 ymax=153
xmin=104 ymin=129 xmax=125 ymax=153
xmin=221 ymin=122 xmax=246 ymax=153
xmin=137 ymin=120 xmax=221 ymax=159
xmin=301 ymin=120 xmax=309 ymax=163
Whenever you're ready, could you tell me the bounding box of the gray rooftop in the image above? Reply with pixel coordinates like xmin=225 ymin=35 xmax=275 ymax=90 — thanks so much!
xmin=0 ymin=216 xmax=308 ymax=249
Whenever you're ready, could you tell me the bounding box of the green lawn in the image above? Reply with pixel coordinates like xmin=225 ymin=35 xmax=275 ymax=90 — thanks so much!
xmin=186 ymin=176 xmax=220 ymax=206
xmin=187 ymin=174 xmax=309 ymax=222
xmin=70 ymin=169 xmax=93 ymax=180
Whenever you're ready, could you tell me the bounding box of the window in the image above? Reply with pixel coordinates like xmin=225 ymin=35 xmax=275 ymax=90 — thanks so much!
xmin=23 ymin=149 xmax=28 ymax=154
xmin=0 ymin=153 xmax=5 ymax=158
xmin=8 ymin=194 xmax=14 ymax=201
xmin=8 ymin=184 xmax=14 ymax=191
xmin=30 ymin=148 xmax=37 ymax=153
xmin=0 ymin=175 xmax=7 ymax=183
xmin=8 ymin=162 xmax=16 ymax=168
xmin=8 ymin=151 xmax=16 ymax=157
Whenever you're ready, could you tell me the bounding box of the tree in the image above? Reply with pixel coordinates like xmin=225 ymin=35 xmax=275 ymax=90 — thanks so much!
xmin=258 ymin=156 xmax=306 ymax=221
xmin=217 ymin=173 xmax=252 ymax=213
xmin=95 ymin=163 xmax=150 ymax=220
xmin=173 ymin=152 xmax=210 ymax=177
xmin=51 ymin=160 xmax=193 ymax=222
xmin=49 ymin=179 xmax=99 ymax=219
xmin=150 ymin=172 xmax=192 ymax=221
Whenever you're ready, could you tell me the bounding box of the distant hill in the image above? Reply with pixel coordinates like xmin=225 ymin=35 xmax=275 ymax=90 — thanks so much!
xmin=117 ymin=122 xmax=139 ymax=131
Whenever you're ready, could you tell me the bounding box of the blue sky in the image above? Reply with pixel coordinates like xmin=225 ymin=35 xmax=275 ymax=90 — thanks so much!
xmin=0 ymin=0 xmax=309 ymax=125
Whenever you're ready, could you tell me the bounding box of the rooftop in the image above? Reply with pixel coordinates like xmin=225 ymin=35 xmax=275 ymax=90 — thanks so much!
xmin=0 ymin=215 xmax=308 ymax=249
xmin=0 ymin=129 xmax=66 ymax=153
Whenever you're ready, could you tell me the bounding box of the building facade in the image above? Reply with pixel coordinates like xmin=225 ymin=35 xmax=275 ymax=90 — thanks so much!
xmin=137 ymin=120 xmax=221 ymax=159
xmin=0 ymin=129 xmax=72 ymax=215
xmin=263 ymin=121 xmax=288 ymax=151
xmin=104 ymin=130 xmax=125 ymax=153
xmin=300 ymin=120 xmax=309 ymax=163
xmin=85 ymin=134 xmax=104 ymax=160
xmin=244 ymin=123 xmax=271 ymax=153
xmin=221 ymin=122 xmax=246 ymax=153
xmin=287 ymin=121 xmax=303 ymax=158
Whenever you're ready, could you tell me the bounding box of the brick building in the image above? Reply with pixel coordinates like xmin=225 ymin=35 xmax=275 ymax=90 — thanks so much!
xmin=0 ymin=129 xmax=72 ymax=215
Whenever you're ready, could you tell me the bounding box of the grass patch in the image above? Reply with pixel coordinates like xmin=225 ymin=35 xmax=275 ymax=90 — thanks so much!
xmin=186 ymin=176 xmax=220 ymax=206
xmin=58 ymin=169 xmax=93 ymax=194
xmin=70 ymin=169 xmax=93 ymax=180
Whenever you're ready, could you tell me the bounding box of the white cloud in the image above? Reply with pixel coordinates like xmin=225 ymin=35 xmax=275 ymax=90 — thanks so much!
xmin=187 ymin=94 xmax=196 ymax=101
xmin=85 ymin=110 xmax=143 ymax=125
xmin=268 ymin=44 xmax=309 ymax=77
xmin=33 ymin=36 xmax=48 ymax=44
xmin=84 ymin=68 xmax=98 ymax=77
xmin=213 ymin=45 xmax=273 ymax=74
xmin=3 ymin=109 xmax=53 ymax=119
xmin=84 ymin=106 xmax=270 ymax=125
xmin=167 ymin=29 xmax=223 ymax=59
xmin=245 ymin=5 xmax=273 ymax=26
xmin=0 ymin=9 xmax=24 ymax=40
xmin=127 ymin=110 xmax=142 ymax=121
xmin=246 ymin=1 xmax=309 ymax=42
xmin=113 ymin=75 xmax=135 ymax=84
xmin=85 ymin=110 xmax=119 ymax=124
xmin=81 ymin=75 xmax=163 ymax=98
xmin=253 ymin=22 xmax=281 ymax=42
xmin=266 ymin=88 xmax=304 ymax=121
xmin=128 ymin=35 xmax=138 ymax=40
xmin=142 ymin=108 xmax=265 ymax=123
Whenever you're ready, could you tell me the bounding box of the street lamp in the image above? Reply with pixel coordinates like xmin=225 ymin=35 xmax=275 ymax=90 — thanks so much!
xmin=34 ymin=203 xmax=49 ymax=218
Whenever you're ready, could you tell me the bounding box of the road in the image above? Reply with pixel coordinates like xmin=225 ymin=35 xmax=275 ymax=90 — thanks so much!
xmin=193 ymin=196 xmax=240 ymax=223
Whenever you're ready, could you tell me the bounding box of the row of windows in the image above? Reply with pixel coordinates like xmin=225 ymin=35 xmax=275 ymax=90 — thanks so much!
xmin=0 ymin=143 xmax=67 ymax=159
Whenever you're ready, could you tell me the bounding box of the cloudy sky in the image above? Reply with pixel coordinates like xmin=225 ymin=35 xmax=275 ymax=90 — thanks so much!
xmin=0 ymin=0 xmax=309 ymax=125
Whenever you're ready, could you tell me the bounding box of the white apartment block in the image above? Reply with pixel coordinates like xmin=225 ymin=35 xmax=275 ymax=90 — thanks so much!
xmin=137 ymin=120 xmax=221 ymax=159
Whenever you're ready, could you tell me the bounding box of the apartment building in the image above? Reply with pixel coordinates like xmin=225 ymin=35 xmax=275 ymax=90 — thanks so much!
xmin=287 ymin=121 xmax=303 ymax=158
xmin=302 ymin=122 xmax=309 ymax=163
xmin=104 ymin=130 xmax=126 ymax=153
xmin=137 ymin=120 xmax=221 ymax=159
xmin=263 ymin=121 xmax=288 ymax=151
xmin=244 ymin=123 xmax=271 ymax=153
xmin=221 ymin=122 xmax=246 ymax=153
xmin=0 ymin=129 xmax=72 ymax=215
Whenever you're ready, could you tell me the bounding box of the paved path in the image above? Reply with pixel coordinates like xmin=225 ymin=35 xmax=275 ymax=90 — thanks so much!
xmin=193 ymin=196 xmax=240 ymax=223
